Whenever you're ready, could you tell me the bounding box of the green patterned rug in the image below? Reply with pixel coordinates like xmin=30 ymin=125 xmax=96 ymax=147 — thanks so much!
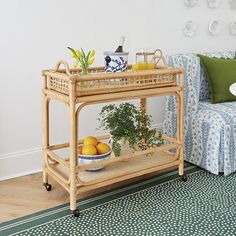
xmin=1 ymin=164 xmax=236 ymax=236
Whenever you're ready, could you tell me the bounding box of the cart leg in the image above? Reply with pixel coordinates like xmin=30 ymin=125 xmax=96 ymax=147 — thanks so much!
xmin=140 ymin=97 xmax=147 ymax=110
xmin=69 ymin=81 xmax=80 ymax=217
xmin=177 ymin=73 xmax=187 ymax=182
xmin=43 ymin=170 xmax=48 ymax=185
xmin=179 ymin=147 xmax=187 ymax=181
xmin=42 ymin=76 xmax=52 ymax=190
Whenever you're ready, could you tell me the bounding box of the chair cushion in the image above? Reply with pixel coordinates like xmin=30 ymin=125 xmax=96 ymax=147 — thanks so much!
xmin=199 ymin=100 xmax=236 ymax=126
xmin=198 ymin=54 xmax=236 ymax=103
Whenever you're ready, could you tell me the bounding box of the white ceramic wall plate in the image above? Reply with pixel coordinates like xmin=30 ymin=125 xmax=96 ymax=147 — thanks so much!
xmin=229 ymin=0 xmax=236 ymax=9
xmin=229 ymin=21 xmax=236 ymax=35
xmin=207 ymin=0 xmax=222 ymax=8
xmin=209 ymin=20 xmax=221 ymax=35
xmin=184 ymin=0 xmax=198 ymax=7
xmin=229 ymin=83 xmax=236 ymax=96
xmin=183 ymin=21 xmax=197 ymax=37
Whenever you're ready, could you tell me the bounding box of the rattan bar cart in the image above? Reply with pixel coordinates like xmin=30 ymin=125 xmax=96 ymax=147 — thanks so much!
xmin=41 ymin=60 xmax=185 ymax=217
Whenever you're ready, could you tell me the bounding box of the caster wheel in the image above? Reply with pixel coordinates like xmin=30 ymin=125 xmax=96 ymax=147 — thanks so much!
xmin=71 ymin=209 xmax=80 ymax=217
xmin=179 ymin=174 xmax=187 ymax=182
xmin=43 ymin=183 xmax=52 ymax=191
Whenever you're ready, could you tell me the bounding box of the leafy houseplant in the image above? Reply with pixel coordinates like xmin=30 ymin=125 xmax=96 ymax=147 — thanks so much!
xmin=98 ymin=103 xmax=163 ymax=156
xmin=68 ymin=47 xmax=95 ymax=75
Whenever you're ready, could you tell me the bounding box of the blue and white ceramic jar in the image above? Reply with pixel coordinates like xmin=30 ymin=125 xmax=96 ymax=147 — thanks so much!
xmin=104 ymin=51 xmax=129 ymax=73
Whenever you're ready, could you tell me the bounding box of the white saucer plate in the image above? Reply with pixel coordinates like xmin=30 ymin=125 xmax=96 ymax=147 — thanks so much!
xmin=230 ymin=21 xmax=236 ymax=35
xmin=229 ymin=0 xmax=236 ymax=10
xmin=184 ymin=0 xmax=198 ymax=7
xmin=207 ymin=0 xmax=222 ymax=8
xmin=183 ymin=21 xmax=197 ymax=37
xmin=209 ymin=20 xmax=221 ymax=35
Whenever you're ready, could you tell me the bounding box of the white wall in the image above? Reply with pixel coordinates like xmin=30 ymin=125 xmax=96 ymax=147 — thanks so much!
xmin=0 ymin=0 xmax=235 ymax=180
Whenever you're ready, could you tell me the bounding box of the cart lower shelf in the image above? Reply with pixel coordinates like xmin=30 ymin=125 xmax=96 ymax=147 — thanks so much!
xmin=47 ymin=151 xmax=180 ymax=194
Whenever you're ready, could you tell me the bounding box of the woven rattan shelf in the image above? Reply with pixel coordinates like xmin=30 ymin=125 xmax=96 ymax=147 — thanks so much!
xmin=41 ymin=61 xmax=185 ymax=217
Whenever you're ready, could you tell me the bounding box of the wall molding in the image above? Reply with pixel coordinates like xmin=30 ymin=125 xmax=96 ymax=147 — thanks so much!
xmin=0 ymin=147 xmax=41 ymax=160
xmin=0 ymin=148 xmax=42 ymax=181
xmin=0 ymin=123 xmax=163 ymax=181
xmin=152 ymin=123 xmax=164 ymax=130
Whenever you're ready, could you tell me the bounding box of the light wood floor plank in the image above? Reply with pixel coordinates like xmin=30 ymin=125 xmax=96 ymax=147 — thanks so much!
xmin=0 ymin=167 xmax=176 ymax=222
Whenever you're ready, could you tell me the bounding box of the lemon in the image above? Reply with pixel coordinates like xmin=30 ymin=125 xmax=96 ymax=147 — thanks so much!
xmin=96 ymin=143 xmax=111 ymax=154
xmin=82 ymin=145 xmax=97 ymax=155
xmin=83 ymin=136 xmax=98 ymax=146
xmin=78 ymin=146 xmax=83 ymax=155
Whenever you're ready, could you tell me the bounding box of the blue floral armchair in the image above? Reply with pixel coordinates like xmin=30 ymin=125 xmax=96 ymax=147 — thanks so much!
xmin=164 ymin=51 xmax=236 ymax=175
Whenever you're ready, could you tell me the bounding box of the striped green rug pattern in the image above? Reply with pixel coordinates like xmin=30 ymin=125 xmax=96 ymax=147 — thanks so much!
xmin=1 ymin=164 xmax=235 ymax=236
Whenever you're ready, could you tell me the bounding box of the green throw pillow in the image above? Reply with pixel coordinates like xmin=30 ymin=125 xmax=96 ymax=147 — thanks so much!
xmin=198 ymin=54 xmax=236 ymax=104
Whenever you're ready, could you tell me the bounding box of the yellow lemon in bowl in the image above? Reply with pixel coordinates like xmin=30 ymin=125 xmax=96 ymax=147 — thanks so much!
xmin=83 ymin=136 xmax=98 ymax=146
xmin=82 ymin=145 xmax=97 ymax=155
xmin=78 ymin=146 xmax=83 ymax=155
xmin=96 ymin=143 xmax=111 ymax=155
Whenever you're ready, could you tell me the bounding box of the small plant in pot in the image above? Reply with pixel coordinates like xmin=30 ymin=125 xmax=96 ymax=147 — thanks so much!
xmin=98 ymin=103 xmax=163 ymax=157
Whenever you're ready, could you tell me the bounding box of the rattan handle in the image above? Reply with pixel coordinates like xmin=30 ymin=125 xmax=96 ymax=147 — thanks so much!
xmin=154 ymin=49 xmax=162 ymax=64
xmin=154 ymin=49 xmax=168 ymax=67
xmin=54 ymin=60 xmax=72 ymax=75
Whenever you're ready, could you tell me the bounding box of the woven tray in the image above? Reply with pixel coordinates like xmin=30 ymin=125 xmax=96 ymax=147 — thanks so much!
xmin=43 ymin=60 xmax=180 ymax=97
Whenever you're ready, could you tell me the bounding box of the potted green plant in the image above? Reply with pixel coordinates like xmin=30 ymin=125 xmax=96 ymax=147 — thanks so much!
xmin=98 ymin=103 xmax=163 ymax=156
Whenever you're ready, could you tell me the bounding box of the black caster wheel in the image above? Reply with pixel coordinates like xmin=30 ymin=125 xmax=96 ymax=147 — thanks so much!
xmin=71 ymin=209 xmax=80 ymax=217
xmin=179 ymin=174 xmax=187 ymax=182
xmin=43 ymin=183 xmax=52 ymax=191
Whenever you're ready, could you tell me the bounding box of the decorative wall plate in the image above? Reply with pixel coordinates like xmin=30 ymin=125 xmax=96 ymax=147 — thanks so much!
xmin=207 ymin=0 xmax=222 ymax=8
xmin=229 ymin=0 xmax=236 ymax=9
xmin=209 ymin=20 xmax=221 ymax=35
xmin=184 ymin=0 xmax=198 ymax=7
xmin=229 ymin=83 xmax=236 ymax=96
xmin=229 ymin=21 xmax=236 ymax=35
xmin=183 ymin=21 xmax=197 ymax=37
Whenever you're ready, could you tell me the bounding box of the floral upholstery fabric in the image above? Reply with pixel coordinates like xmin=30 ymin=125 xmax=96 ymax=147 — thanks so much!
xmin=164 ymin=51 xmax=236 ymax=175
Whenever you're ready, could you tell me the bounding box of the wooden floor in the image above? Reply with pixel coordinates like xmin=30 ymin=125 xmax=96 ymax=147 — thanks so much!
xmin=0 ymin=167 xmax=176 ymax=223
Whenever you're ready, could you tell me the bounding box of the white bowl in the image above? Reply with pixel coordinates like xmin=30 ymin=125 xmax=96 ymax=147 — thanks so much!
xmin=79 ymin=151 xmax=112 ymax=172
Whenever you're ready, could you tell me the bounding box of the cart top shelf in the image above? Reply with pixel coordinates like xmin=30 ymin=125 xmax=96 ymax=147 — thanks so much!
xmin=42 ymin=61 xmax=184 ymax=100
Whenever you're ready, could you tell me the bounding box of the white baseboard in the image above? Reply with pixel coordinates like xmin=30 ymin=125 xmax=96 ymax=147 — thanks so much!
xmin=0 ymin=148 xmax=42 ymax=181
xmin=0 ymin=123 xmax=163 ymax=181
xmin=152 ymin=123 xmax=163 ymax=131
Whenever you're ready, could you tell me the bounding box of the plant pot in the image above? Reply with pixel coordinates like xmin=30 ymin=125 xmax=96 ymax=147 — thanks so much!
xmin=111 ymin=138 xmax=133 ymax=161
xmin=119 ymin=139 xmax=132 ymax=156
xmin=104 ymin=51 xmax=129 ymax=73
